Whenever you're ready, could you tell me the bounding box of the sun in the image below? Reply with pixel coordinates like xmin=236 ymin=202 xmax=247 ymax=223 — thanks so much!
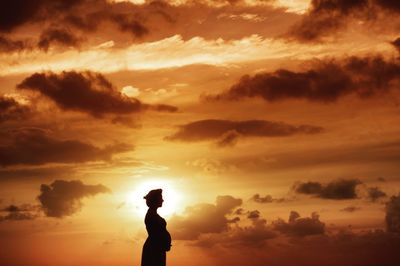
xmin=126 ymin=179 xmax=182 ymax=217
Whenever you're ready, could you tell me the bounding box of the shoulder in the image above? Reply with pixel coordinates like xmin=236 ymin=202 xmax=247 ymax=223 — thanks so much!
xmin=145 ymin=211 xmax=164 ymax=224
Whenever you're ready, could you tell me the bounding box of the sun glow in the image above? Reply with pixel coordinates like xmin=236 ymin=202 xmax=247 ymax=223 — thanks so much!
xmin=126 ymin=179 xmax=183 ymax=217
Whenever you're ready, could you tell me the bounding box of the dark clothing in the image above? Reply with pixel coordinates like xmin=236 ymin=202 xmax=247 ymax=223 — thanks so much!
xmin=141 ymin=210 xmax=171 ymax=266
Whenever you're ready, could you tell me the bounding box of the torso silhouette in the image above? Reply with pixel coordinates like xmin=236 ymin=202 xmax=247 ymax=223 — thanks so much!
xmin=141 ymin=209 xmax=171 ymax=266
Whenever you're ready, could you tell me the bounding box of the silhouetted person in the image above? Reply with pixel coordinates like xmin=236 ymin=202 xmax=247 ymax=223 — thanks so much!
xmin=141 ymin=189 xmax=171 ymax=266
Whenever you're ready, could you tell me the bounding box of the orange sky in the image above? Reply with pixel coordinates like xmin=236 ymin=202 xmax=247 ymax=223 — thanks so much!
xmin=1 ymin=1 xmax=400 ymax=265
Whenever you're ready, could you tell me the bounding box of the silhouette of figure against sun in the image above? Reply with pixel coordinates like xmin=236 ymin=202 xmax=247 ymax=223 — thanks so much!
xmin=141 ymin=189 xmax=171 ymax=266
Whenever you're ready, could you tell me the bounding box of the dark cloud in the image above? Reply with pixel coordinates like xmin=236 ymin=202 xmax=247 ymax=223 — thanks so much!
xmin=288 ymin=11 xmax=344 ymax=42
xmin=0 ymin=95 xmax=31 ymax=123
xmin=288 ymin=0 xmax=400 ymax=42
xmin=0 ymin=35 xmax=27 ymax=53
xmin=317 ymin=179 xmax=361 ymax=199
xmin=272 ymin=211 xmax=325 ymax=237
xmin=37 ymin=179 xmax=110 ymax=218
xmin=0 ymin=204 xmax=39 ymax=222
xmin=169 ymin=195 xmax=242 ymax=240
xmin=310 ymin=0 xmax=369 ymax=13
xmin=63 ymin=4 xmax=150 ymax=38
xmin=247 ymin=210 xmax=261 ymax=219
xmin=0 ymin=0 xmax=90 ymax=32
xmin=251 ymin=194 xmax=274 ymax=203
xmin=386 ymin=194 xmax=400 ymax=233
xmin=288 ymin=0 xmax=369 ymax=42
xmin=294 ymin=181 xmax=323 ymax=195
xmin=17 ymin=71 xmax=177 ymax=117
xmin=251 ymin=194 xmax=287 ymax=204
xmin=207 ymin=56 xmax=400 ymax=103
xmin=110 ymin=13 xmax=148 ymax=38
xmin=392 ymin=37 xmax=400 ymax=52
xmin=0 ymin=128 xmax=132 ymax=167
xmin=166 ymin=119 xmax=323 ymax=145
xmin=38 ymin=28 xmax=80 ymax=51
xmin=294 ymin=179 xmax=361 ymax=200
xmin=367 ymin=187 xmax=387 ymax=202
xmin=340 ymin=206 xmax=361 ymax=212
xmin=0 ymin=0 xmax=150 ymax=39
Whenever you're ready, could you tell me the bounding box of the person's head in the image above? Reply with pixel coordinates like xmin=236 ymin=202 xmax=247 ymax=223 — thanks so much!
xmin=144 ymin=189 xmax=163 ymax=209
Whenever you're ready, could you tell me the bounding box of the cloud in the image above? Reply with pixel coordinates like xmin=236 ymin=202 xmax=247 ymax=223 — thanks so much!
xmin=166 ymin=119 xmax=323 ymax=145
xmin=0 ymin=95 xmax=31 ymax=123
xmin=367 ymin=187 xmax=387 ymax=202
xmin=0 ymin=128 xmax=132 ymax=167
xmin=2 ymin=0 xmax=296 ymax=54
xmin=392 ymin=37 xmax=400 ymax=52
xmin=250 ymin=194 xmax=287 ymax=203
xmin=341 ymin=206 xmax=361 ymax=212
xmin=0 ymin=35 xmax=27 ymax=53
xmin=272 ymin=211 xmax=325 ymax=237
xmin=288 ymin=0 xmax=400 ymax=42
xmin=173 ymin=195 xmax=400 ymax=255
xmin=385 ymin=194 xmax=400 ymax=233
xmin=288 ymin=0 xmax=369 ymax=42
xmin=294 ymin=181 xmax=323 ymax=194
xmin=195 ymin=209 xmax=276 ymax=248
xmin=37 ymin=179 xmax=111 ymax=218
xmin=0 ymin=0 xmax=90 ymax=32
xmin=251 ymin=194 xmax=274 ymax=203
xmin=0 ymin=0 xmax=150 ymax=40
xmin=293 ymin=179 xmax=361 ymax=199
xmin=0 ymin=204 xmax=39 ymax=222
xmin=247 ymin=210 xmax=261 ymax=219
xmin=170 ymin=197 xmax=332 ymax=248
xmin=110 ymin=13 xmax=148 ymax=37
xmin=207 ymin=56 xmax=400 ymax=103
xmin=38 ymin=28 xmax=81 ymax=51
xmin=169 ymin=195 xmax=242 ymax=240
xmin=17 ymin=71 xmax=177 ymax=117
xmin=62 ymin=3 xmax=149 ymax=37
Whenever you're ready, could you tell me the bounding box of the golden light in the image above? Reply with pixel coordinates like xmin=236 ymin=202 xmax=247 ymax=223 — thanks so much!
xmin=126 ymin=179 xmax=183 ymax=217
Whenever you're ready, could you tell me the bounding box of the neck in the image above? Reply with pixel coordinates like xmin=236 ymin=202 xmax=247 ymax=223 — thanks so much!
xmin=149 ymin=207 xmax=158 ymax=212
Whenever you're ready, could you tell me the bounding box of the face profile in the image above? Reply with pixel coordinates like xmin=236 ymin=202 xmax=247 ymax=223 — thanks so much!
xmin=141 ymin=189 xmax=171 ymax=266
